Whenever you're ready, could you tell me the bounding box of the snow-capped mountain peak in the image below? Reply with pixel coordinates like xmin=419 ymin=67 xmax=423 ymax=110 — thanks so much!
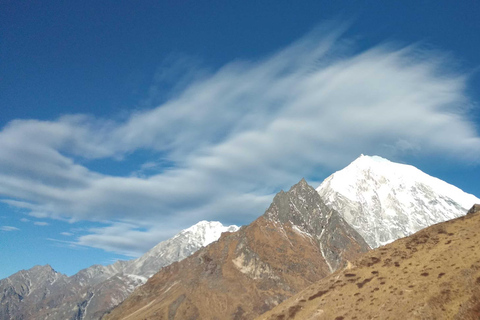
xmin=123 ymin=220 xmax=239 ymax=277
xmin=317 ymin=155 xmax=480 ymax=248
xmin=181 ymin=220 xmax=240 ymax=247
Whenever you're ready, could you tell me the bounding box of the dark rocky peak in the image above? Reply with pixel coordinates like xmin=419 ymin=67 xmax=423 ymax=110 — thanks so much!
xmin=264 ymin=178 xmax=370 ymax=272
xmin=467 ymin=204 xmax=480 ymax=215
xmin=290 ymin=177 xmax=309 ymax=191
xmin=287 ymin=177 xmax=318 ymax=198
xmin=31 ymin=264 xmax=55 ymax=273
xmin=264 ymin=178 xmax=332 ymax=237
xmin=5 ymin=264 xmax=58 ymax=283
xmin=0 ymin=263 xmax=69 ymax=320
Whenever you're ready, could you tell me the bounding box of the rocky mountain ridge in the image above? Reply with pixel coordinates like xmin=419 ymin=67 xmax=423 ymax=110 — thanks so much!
xmin=0 ymin=221 xmax=238 ymax=320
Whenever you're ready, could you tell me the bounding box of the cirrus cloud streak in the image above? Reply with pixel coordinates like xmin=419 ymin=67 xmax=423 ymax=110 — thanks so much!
xmin=0 ymin=26 xmax=478 ymax=255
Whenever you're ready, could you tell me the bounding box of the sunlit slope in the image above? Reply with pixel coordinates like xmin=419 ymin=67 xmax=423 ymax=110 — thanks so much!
xmin=258 ymin=205 xmax=480 ymax=320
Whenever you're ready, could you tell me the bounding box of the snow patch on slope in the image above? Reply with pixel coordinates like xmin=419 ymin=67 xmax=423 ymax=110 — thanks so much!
xmin=124 ymin=221 xmax=239 ymax=277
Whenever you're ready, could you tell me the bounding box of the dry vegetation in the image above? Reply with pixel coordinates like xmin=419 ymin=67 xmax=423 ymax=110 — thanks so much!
xmin=258 ymin=209 xmax=480 ymax=320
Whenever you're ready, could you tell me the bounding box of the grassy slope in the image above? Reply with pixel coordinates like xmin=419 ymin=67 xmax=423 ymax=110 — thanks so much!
xmin=258 ymin=210 xmax=480 ymax=320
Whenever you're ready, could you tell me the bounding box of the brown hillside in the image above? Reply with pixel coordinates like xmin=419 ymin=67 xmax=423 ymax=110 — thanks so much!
xmin=258 ymin=204 xmax=480 ymax=320
xmin=103 ymin=179 xmax=369 ymax=320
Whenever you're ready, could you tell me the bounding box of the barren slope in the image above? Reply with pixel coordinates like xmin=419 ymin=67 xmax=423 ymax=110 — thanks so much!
xmin=258 ymin=204 xmax=480 ymax=320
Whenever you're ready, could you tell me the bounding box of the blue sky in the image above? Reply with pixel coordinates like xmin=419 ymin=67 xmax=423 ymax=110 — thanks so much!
xmin=1 ymin=0 xmax=479 ymax=279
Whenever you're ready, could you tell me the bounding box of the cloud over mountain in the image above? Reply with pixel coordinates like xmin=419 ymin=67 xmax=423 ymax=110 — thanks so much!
xmin=0 ymin=25 xmax=478 ymax=255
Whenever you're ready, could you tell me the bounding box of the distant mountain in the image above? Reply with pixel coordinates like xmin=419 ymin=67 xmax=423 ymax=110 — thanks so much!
xmin=317 ymin=155 xmax=480 ymax=248
xmin=0 ymin=221 xmax=238 ymax=320
xmin=0 ymin=265 xmax=69 ymax=320
xmin=258 ymin=204 xmax=480 ymax=320
xmin=122 ymin=221 xmax=239 ymax=278
xmin=104 ymin=179 xmax=370 ymax=320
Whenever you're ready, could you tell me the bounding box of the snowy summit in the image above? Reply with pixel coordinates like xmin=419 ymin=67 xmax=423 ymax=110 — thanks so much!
xmin=317 ymin=155 xmax=480 ymax=248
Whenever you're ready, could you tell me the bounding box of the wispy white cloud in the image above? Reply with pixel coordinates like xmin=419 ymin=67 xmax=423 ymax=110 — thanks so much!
xmin=1 ymin=226 xmax=19 ymax=232
xmin=34 ymin=221 xmax=49 ymax=226
xmin=76 ymin=222 xmax=177 ymax=256
xmin=46 ymin=238 xmax=84 ymax=250
xmin=20 ymin=218 xmax=30 ymax=222
xmin=60 ymin=232 xmax=73 ymax=236
xmin=0 ymin=25 xmax=479 ymax=255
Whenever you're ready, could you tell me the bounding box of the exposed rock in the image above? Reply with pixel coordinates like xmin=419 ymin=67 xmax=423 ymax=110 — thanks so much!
xmin=467 ymin=204 xmax=480 ymax=215
xmin=0 ymin=265 xmax=68 ymax=320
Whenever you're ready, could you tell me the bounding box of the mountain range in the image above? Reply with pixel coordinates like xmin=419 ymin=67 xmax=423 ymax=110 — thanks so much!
xmin=0 ymin=221 xmax=238 ymax=320
xmin=1 ymin=155 xmax=479 ymax=320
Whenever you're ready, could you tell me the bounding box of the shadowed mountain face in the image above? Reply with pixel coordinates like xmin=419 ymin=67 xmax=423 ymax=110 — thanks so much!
xmin=104 ymin=179 xmax=370 ymax=320
xmin=258 ymin=204 xmax=480 ymax=320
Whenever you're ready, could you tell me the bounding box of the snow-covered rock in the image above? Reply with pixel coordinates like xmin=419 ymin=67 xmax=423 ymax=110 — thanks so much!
xmin=123 ymin=221 xmax=239 ymax=277
xmin=317 ymin=155 xmax=480 ymax=248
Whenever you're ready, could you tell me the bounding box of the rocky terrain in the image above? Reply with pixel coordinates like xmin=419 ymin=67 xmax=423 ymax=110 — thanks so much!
xmin=0 ymin=221 xmax=237 ymax=320
xmin=103 ymin=179 xmax=370 ymax=320
xmin=317 ymin=155 xmax=480 ymax=248
xmin=258 ymin=204 xmax=480 ymax=320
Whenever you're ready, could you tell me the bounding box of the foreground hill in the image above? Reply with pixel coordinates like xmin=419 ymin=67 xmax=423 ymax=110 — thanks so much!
xmin=104 ymin=179 xmax=370 ymax=320
xmin=317 ymin=155 xmax=480 ymax=248
xmin=0 ymin=221 xmax=237 ymax=320
xmin=258 ymin=204 xmax=480 ymax=320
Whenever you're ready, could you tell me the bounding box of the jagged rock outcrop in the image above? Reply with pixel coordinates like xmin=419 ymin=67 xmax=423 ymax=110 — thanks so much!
xmin=266 ymin=178 xmax=370 ymax=272
xmin=0 ymin=265 xmax=69 ymax=320
xmin=104 ymin=179 xmax=369 ymax=320
xmin=467 ymin=204 xmax=480 ymax=215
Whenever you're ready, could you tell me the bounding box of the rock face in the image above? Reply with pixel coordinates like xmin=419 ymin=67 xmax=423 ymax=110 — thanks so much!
xmin=265 ymin=178 xmax=370 ymax=273
xmin=259 ymin=207 xmax=480 ymax=320
xmin=467 ymin=204 xmax=480 ymax=215
xmin=317 ymin=155 xmax=480 ymax=248
xmin=0 ymin=221 xmax=238 ymax=320
xmin=104 ymin=179 xmax=370 ymax=320
xmin=0 ymin=265 xmax=69 ymax=320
